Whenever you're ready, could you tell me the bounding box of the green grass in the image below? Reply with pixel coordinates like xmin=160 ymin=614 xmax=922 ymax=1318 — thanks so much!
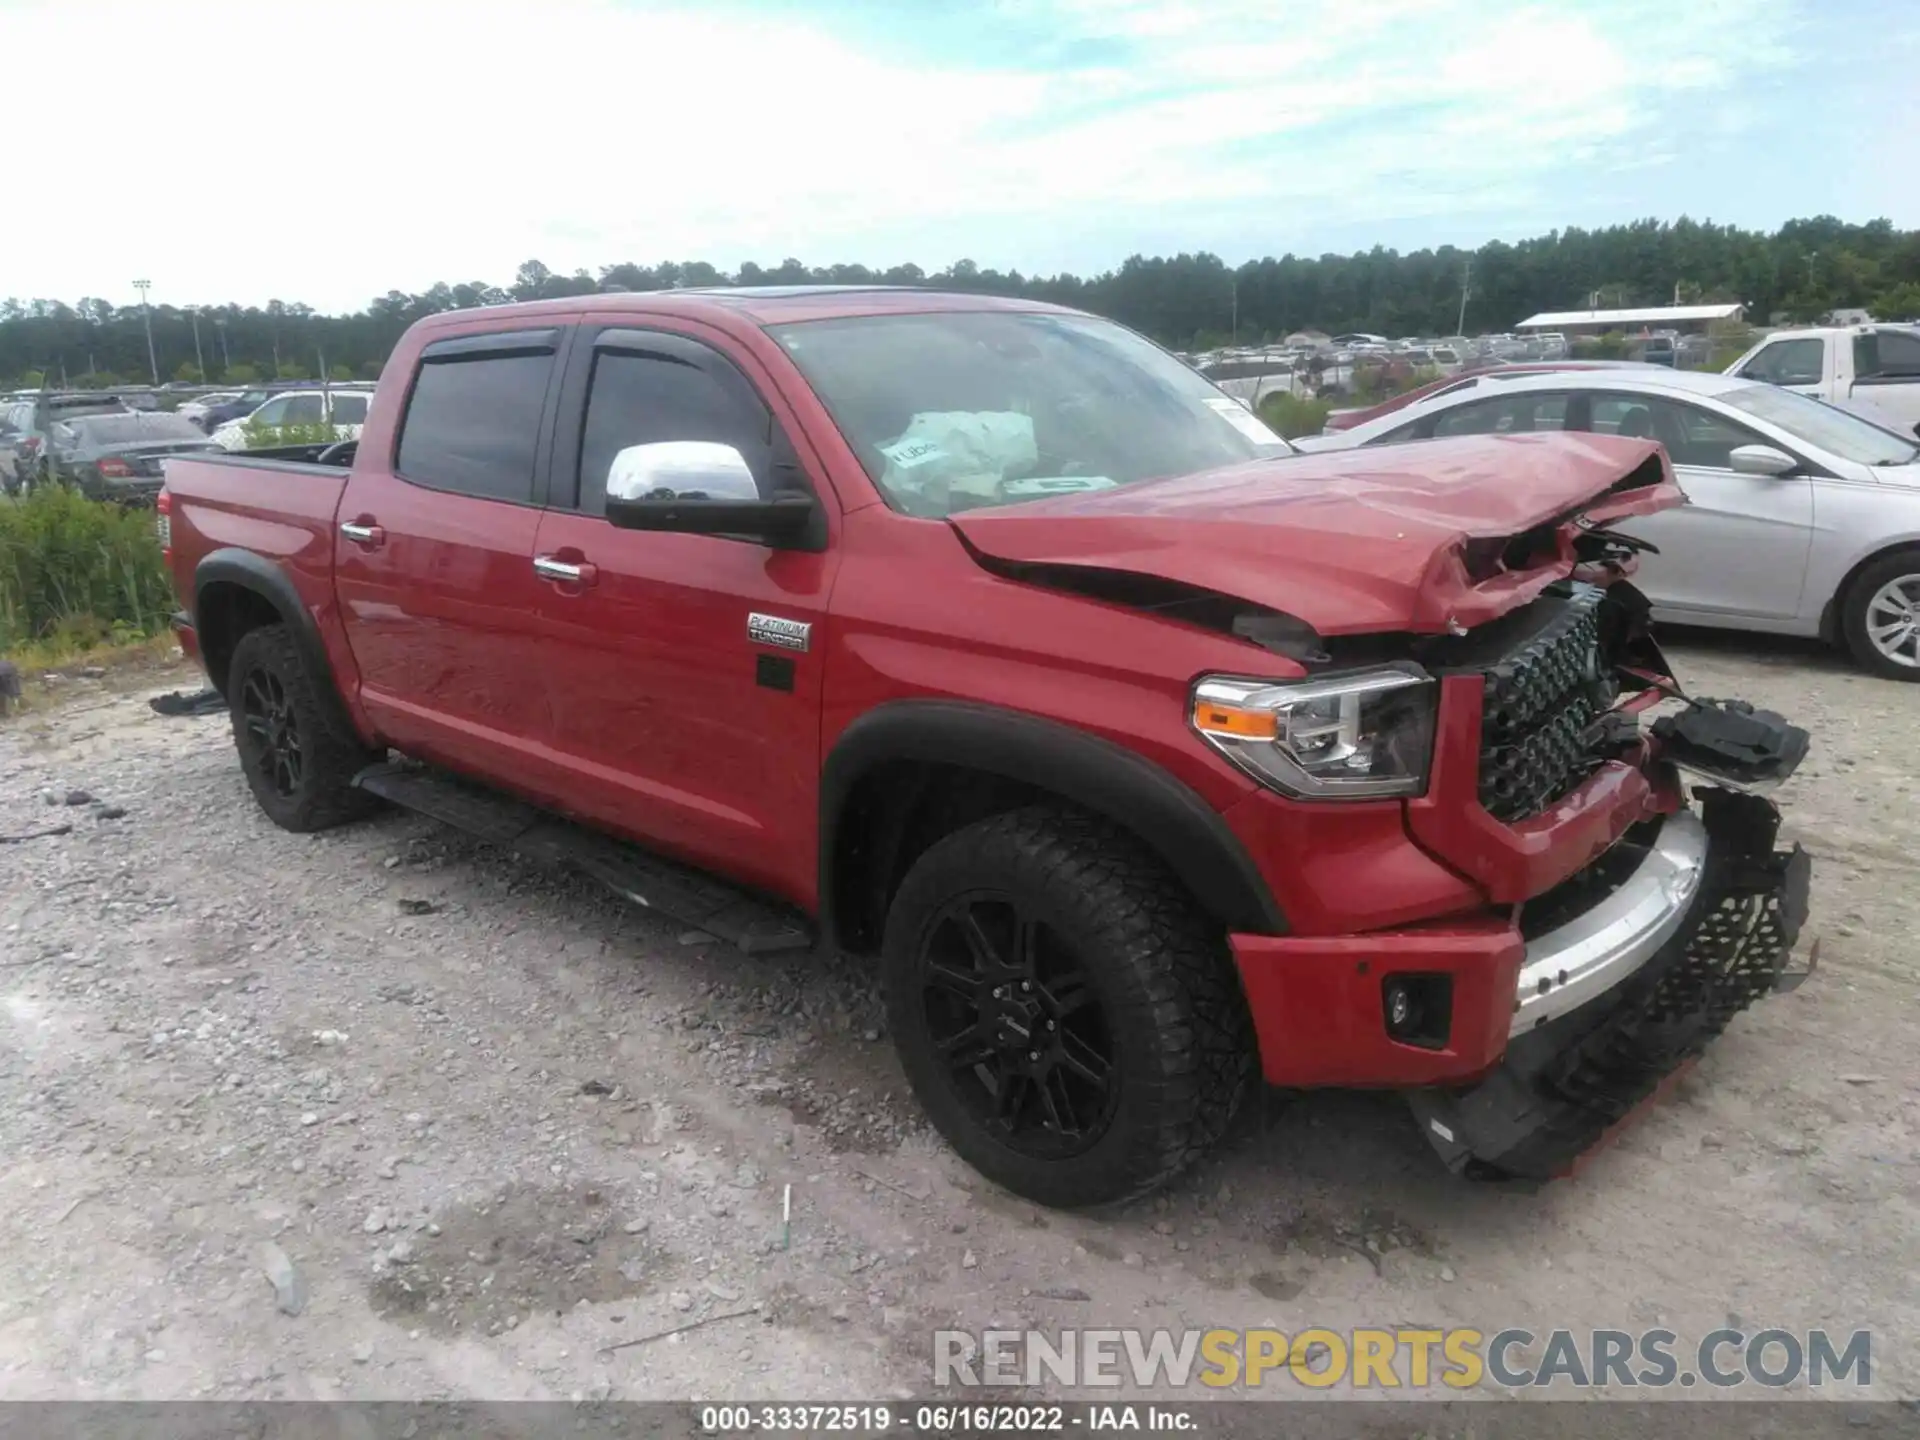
xmin=0 ymin=486 xmax=176 ymax=658
xmin=1257 ymin=391 xmax=1334 ymax=439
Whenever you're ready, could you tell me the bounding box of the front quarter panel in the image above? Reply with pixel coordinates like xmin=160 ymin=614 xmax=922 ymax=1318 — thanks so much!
xmin=1805 ymin=472 xmax=1920 ymax=627
xmin=821 ymin=509 xmax=1492 ymax=936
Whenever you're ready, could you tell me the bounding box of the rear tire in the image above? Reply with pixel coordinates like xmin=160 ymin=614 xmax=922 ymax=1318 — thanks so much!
xmin=227 ymin=624 xmax=381 ymax=831
xmin=881 ymin=805 xmax=1255 ymax=1209
xmin=1840 ymin=549 xmax=1920 ymax=682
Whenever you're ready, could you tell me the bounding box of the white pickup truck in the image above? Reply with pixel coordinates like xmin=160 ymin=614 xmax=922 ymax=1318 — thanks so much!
xmin=1724 ymin=325 xmax=1920 ymax=435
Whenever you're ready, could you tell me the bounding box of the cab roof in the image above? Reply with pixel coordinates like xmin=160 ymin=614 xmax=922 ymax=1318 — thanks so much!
xmin=405 ymin=286 xmax=1076 ymax=333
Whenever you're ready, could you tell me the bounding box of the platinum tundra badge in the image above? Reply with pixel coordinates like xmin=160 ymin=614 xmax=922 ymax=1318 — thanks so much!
xmin=747 ymin=613 xmax=811 ymax=652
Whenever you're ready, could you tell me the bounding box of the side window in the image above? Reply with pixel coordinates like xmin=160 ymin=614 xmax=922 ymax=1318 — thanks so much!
xmin=330 ymin=393 xmax=369 ymax=423
xmin=1587 ymin=395 xmax=1766 ymax=469
xmin=250 ymin=397 xmax=289 ymax=426
xmin=283 ymin=394 xmax=324 ymax=424
xmin=396 ymin=350 xmax=555 ymax=503
xmin=1863 ymin=329 xmax=1920 ymax=379
xmin=1742 ymin=338 xmax=1823 ymax=386
xmin=576 ymin=343 xmax=778 ymax=517
xmin=1428 ymin=393 xmax=1567 ymax=438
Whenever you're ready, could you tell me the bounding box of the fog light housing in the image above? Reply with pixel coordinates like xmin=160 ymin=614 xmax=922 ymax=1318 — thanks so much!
xmin=1383 ymin=974 xmax=1452 ymax=1049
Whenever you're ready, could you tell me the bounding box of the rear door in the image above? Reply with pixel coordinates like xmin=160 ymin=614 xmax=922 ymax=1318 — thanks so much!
xmin=332 ymin=325 xmax=571 ymax=787
xmin=525 ymin=320 xmax=840 ymax=905
xmin=1576 ymin=391 xmax=1813 ymax=621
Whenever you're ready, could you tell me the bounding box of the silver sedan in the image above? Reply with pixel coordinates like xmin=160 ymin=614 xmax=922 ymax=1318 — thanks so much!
xmin=1294 ymin=367 xmax=1920 ymax=680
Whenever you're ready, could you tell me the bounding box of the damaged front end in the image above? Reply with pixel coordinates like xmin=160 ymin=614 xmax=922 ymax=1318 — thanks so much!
xmin=1408 ymin=682 xmax=1814 ymax=1182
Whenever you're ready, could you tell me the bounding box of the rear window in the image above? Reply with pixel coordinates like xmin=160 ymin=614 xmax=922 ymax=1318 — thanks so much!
xmin=68 ymin=414 xmax=206 ymax=443
xmin=396 ymin=351 xmax=554 ymax=503
xmin=330 ymin=393 xmax=369 ymax=423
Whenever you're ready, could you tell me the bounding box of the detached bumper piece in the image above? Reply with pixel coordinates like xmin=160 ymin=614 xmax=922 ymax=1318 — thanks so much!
xmin=1409 ymin=788 xmax=1812 ymax=1181
xmin=1650 ymin=697 xmax=1809 ymax=789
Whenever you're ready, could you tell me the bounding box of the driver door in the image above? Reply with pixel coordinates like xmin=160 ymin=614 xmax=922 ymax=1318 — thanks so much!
xmin=1578 ymin=392 xmax=1813 ymax=622
xmin=527 ymin=321 xmax=840 ymax=904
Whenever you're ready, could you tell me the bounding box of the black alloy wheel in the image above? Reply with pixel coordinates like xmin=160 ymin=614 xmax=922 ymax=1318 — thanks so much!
xmin=918 ymin=892 xmax=1119 ymax=1159
xmin=882 ymin=806 xmax=1255 ymax=1208
xmin=239 ymin=664 xmax=303 ymax=800
xmin=224 ymin=623 xmax=381 ymax=832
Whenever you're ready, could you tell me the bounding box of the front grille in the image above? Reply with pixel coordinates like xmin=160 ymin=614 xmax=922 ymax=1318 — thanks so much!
xmin=1476 ymin=585 xmax=1613 ymax=823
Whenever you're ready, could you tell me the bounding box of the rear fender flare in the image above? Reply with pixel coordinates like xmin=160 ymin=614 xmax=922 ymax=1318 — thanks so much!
xmin=193 ymin=549 xmax=356 ymax=737
xmin=819 ymin=700 xmax=1286 ymax=946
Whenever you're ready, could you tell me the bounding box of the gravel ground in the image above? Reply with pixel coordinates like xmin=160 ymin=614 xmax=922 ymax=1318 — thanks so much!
xmin=0 ymin=635 xmax=1915 ymax=1406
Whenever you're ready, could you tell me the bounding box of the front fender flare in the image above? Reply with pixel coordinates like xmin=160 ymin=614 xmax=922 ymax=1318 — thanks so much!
xmin=819 ymin=700 xmax=1286 ymax=943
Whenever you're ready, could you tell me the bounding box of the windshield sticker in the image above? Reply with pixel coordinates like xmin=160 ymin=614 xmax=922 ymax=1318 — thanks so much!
xmin=1205 ymin=396 xmax=1284 ymax=444
xmin=879 ymin=436 xmax=946 ymax=470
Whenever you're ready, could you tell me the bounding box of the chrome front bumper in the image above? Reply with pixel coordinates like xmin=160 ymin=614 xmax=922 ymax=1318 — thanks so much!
xmin=1510 ymin=809 xmax=1708 ymax=1037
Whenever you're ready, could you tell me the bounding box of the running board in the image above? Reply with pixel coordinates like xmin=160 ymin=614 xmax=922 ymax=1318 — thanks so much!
xmin=352 ymin=760 xmax=815 ymax=955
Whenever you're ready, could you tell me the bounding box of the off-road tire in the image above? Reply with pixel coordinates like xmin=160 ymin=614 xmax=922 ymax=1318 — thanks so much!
xmin=881 ymin=805 xmax=1256 ymax=1208
xmin=227 ymin=624 xmax=381 ymax=831
xmin=1840 ymin=548 xmax=1920 ymax=682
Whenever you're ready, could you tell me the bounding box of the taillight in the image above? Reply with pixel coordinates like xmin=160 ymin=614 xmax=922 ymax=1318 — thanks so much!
xmin=156 ymin=489 xmax=172 ymax=558
xmin=96 ymin=457 xmax=132 ymax=478
xmin=20 ymin=436 xmax=40 ymax=455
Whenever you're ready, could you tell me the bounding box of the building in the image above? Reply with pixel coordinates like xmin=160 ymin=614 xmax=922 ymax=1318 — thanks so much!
xmin=1515 ymin=303 xmax=1745 ymax=335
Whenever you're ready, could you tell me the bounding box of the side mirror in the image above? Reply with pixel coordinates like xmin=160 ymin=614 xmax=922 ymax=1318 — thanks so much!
xmin=603 ymin=441 xmax=817 ymax=547
xmin=1728 ymin=444 xmax=1799 ymax=477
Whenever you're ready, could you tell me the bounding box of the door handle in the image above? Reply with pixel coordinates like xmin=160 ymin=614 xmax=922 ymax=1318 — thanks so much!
xmin=534 ymin=554 xmax=598 ymax=587
xmin=339 ymin=520 xmax=385 ymax=548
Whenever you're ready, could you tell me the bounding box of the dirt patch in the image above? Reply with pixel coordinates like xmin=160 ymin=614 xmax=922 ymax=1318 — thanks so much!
xmin=370 ymin=1181 xmax=674 ymax=1336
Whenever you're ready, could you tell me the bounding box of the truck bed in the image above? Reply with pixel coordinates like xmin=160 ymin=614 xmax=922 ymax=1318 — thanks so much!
xmin=161 ymin=452 xmax=350 ymax=628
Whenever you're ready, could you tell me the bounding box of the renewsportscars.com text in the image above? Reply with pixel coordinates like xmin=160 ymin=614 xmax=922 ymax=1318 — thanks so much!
xmin=934 ymin=1326 xmax=1872 ymax=1391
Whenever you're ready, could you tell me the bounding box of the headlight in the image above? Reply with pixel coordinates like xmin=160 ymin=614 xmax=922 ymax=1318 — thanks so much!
xmin=1190 ymin=664 xmax=1437 ymax=799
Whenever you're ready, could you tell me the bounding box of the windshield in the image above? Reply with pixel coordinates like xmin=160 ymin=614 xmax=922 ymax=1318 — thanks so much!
xmin=769 ymin=311 xmax=1290 ymax=518
xmin=1722 ymin=383 xmax=1920 ymax=466
xmin=70 ymin=413 xmax=206 ymax=444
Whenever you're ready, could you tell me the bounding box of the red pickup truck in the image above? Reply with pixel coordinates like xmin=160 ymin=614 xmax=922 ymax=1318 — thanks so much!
xmin=157 ymin=288 xmax=1813 ymax=1207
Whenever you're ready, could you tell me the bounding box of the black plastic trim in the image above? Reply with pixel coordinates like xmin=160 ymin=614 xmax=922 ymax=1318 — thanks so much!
xmin=819 ymin=700 xmax=1286 ymax=942
xmin=419 ymin=328 xmax=559 ymax=361
xmin=191 ymin=548 xmax=356 ymax=737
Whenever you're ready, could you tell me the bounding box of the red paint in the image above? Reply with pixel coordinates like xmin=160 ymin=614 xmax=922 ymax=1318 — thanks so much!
xmin=1405 ymin=676 xmax=1671 ymax=903
xmin=1231 ymin=921 xmax=1525 ymax=1086
xmin=159 ymin=291 xmax=1696 ymax=1087
xmin=950 ymin=433 xmax=1681 ymax=636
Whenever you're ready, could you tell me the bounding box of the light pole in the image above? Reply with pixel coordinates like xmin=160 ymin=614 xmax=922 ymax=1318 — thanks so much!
xmin=214 ymin=317 xmax=230 ymax=372
xmin=187 ymin=306 xmax=205 ymax=381
xmin=132 ymin=278 xmax=158 ymax=385
xmin=1457 ymin=258 xmax=1472 ymax=335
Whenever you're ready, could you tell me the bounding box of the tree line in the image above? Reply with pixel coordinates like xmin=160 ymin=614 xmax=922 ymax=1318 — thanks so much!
xmin=5 ymin=214 xmax=1918 ymax=389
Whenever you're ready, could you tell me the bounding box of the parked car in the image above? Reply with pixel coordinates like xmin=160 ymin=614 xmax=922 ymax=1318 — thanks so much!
xmin=1 ymin=392 xmax=136 ymax=492
xmin=210 ymin=388 xmax=371 ymax=450
xmin=176 ymin=391 xmax=244 ymax=429
xmin=1298 ymin=365 xmax=1920 ymax=680
xmin=1724 ymin=325 xmax=1920 ymax=436
xmin=154 ymin=289 xmax=1812 ymax=1206
xmin=1303 ymin=361 xmax=1650 ymax=438
xmin=40 ymin=411 xmax=221 ymax=503
xmin=198 ymin=388 xmax=274 ymax=432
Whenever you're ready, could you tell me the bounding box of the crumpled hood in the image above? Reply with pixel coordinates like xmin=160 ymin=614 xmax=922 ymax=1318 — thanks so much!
xmin=949 ymin=433 xmax=1683 ymax=636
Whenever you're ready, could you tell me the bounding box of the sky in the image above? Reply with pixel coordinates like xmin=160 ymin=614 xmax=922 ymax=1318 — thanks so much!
xmin=6 ymin=0 xmax=1917 ymax=313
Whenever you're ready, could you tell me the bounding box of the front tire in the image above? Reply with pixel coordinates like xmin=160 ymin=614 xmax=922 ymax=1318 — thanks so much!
xmin=881 ymin=806 xmax=1255 ymax=1208
xmin=227 ymin=624 xmax=381 ymax=831
xmin=1841 ymin=549 xmax=1920 ymax=681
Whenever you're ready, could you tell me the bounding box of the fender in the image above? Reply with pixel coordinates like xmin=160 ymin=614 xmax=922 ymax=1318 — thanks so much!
xmin=820 ymin=700 xmax=1287 ymax=940
xmin=193 ymin=548 xmax=359 ymax=740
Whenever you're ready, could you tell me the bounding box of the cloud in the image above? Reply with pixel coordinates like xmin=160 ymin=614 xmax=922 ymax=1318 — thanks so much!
xmin=0 ymin=0 xmax=1863 ymax=311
